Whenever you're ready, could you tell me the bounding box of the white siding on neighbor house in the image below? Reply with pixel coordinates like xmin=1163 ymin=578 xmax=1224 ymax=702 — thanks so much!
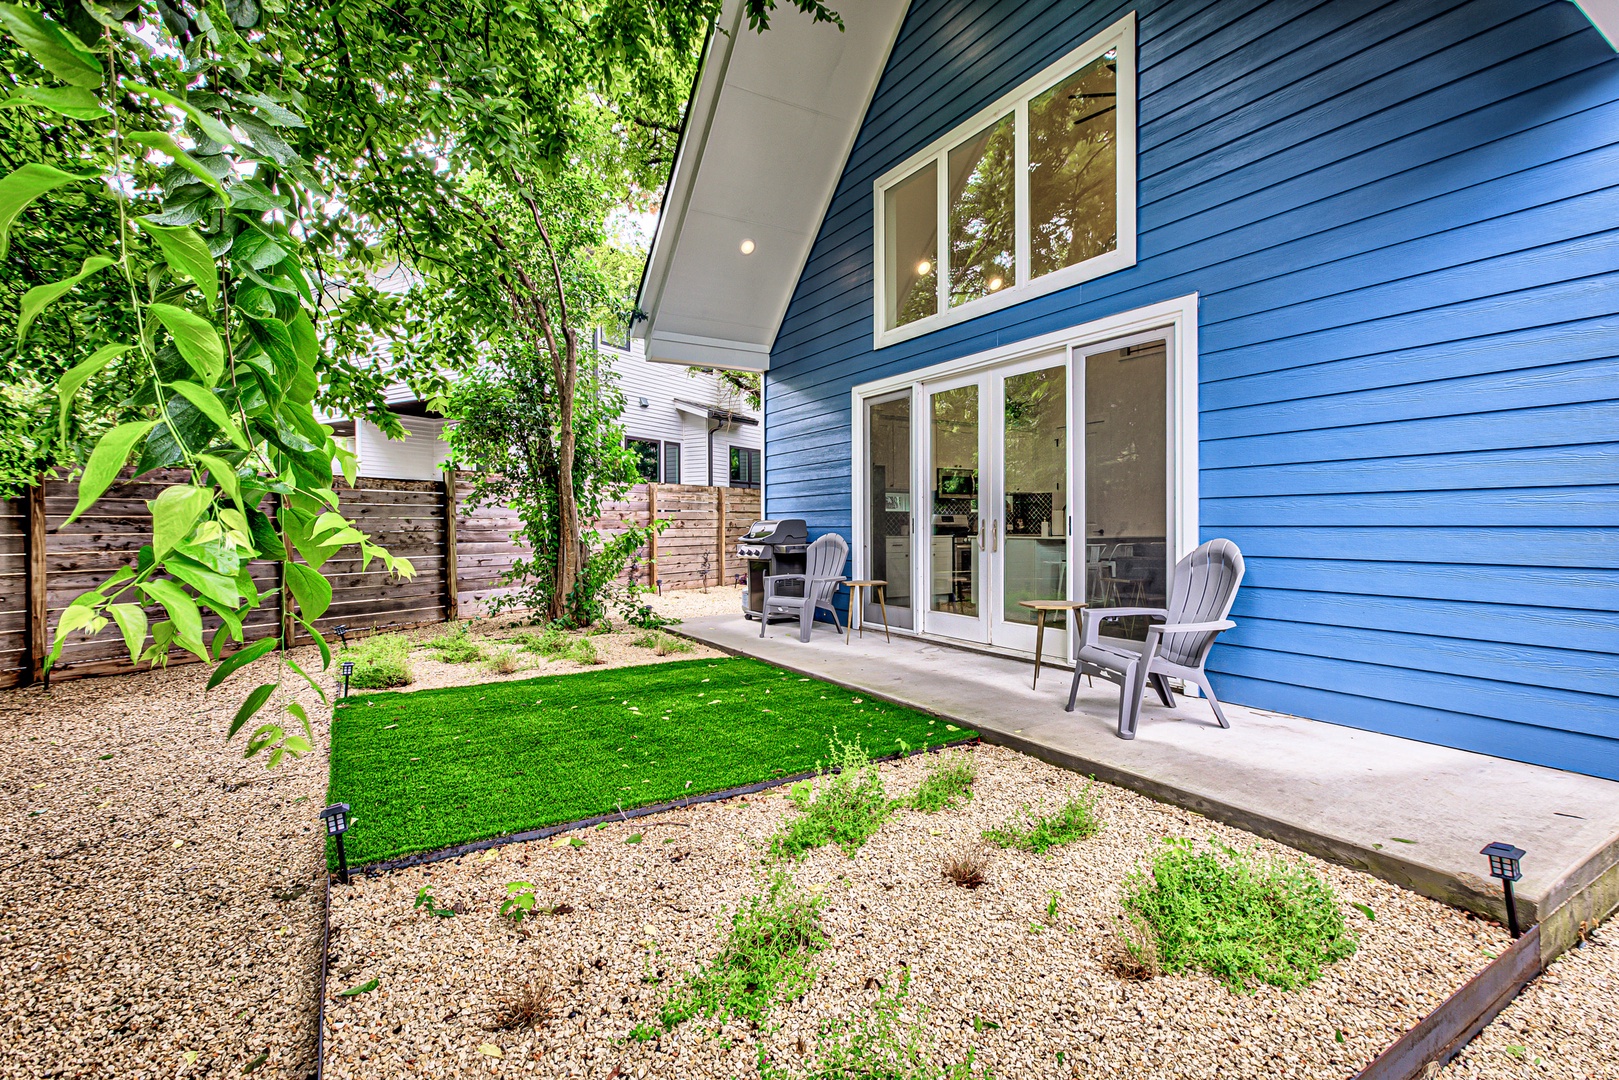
xmin=603 ymin=336 xmax=761 ymax=487
xmin=357 ymin=415 xmax=453 ymax=480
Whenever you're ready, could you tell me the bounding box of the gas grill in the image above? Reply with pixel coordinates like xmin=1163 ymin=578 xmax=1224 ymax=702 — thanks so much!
xmin=737 ymin=519 xmax=808 ymax=620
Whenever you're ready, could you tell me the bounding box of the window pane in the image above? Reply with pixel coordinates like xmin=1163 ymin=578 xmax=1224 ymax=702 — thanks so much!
xmin=627 ymin=438 xmax=659 ymax=482
xmin=948 ymin=115 xmax=1014 ymax=307
xmin=866 ymin=395 xmax=913 ymax=628
xmin=884 ymin=161 xmax=938 ymax=329
xmin=929 ymin=385 xmax=978 ymax=617
xmin=1002 ymin=365 xmax=1067 ymax=625
xmin=1029 ymin=51 xmax=1118 ymax=279
xmin=662 ymin=442 xmax=681 ymax=485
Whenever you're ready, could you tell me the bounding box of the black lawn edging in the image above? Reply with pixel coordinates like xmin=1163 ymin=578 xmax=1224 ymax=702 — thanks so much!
xmin=314 ymin=867 xmax=330 ymax=1080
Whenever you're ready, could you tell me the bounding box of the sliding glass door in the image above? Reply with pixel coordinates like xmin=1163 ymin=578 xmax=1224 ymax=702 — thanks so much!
xmin=924 ymin=377 xmax=988 ymax=643
xmin=864 ymin=392 xmax=914 ymax=629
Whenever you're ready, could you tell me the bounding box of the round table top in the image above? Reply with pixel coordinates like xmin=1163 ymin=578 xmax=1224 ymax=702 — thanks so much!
xmin=1017 ymin=598 xmax=1087 ymax=611
xmin=844 ymin=578 xmax=887 ymax=587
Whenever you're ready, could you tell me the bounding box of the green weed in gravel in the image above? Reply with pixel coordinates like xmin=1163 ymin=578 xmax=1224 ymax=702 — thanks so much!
xmin=507 ymin=625 xmax=598 ymax=664
xmin=660 ymin=872 xmax=826 ymax=1028
xmin=770 ymin=735 xmax=892 ymax=860
xmin=787 ymin=969 xmax=979 ymax=1080
xmin=342 ymin=633 xmax=413 ymax=689
xmin=907 ymin=752 xmax=976 ymax=812
xmin=982 ymin=787 xmax=1100 ymax=853
xmin=632 ymin=630 xmax=693 ymax=655
xmin=1122 ymin=838 xmax=1357 ymax=993
xmin=423 ymin=625 xmax=485 ymax=664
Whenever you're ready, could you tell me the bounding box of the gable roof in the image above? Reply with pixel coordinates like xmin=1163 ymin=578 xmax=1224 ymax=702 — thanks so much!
xmin=633 ymin=0 xmax=908 ymax=371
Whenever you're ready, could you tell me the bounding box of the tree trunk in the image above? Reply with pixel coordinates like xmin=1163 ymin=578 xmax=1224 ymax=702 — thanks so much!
xmin=553 ymin=327 xmax=580 ymax=621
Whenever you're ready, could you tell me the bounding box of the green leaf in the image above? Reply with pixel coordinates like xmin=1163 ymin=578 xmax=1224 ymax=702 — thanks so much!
xmin=336 ymin=978 xmax=377 ymax=998
xmin=106 ymin=603 xmax=148 ymax=663
xmin=0 ymin=84 xmax=106 ymax=120
xmin=65 ymin=421 xmax=156 ymax=526
xmin=0 ymin=4 xmax=104 ymax=87
xmin=286 ymin=701 xmax=313 ymax=738
xmin=0 ymin=162 xmax=95 ymax=259
xmin=55 ymin=343 xmax=131 ymax=447
xmin=166 ymin=381 xmax=248 ymax=449
xmin=228 ymin=682 xmax=277 ymax=739
xmin=135 ymin=220 xmax=218 ymax=305
xmin=150 ymin=483 xmax=212 ymax=559
xmin=282 ymin=734 xmax=313 ymax=755
xmin=283 ymin=561 xmax=332 ymax=621
xmin=291 ymin=615 xmax=331 ymax=672
xmin=147 ymin=303 xmax=224 ymax=386
xmin=18 ymin=255 xmax=117 ymax=343
xmin=44 ymin=599 xmax=101 ymax=672
xmin=164 ymin=554 xmax=240 ymax=611
xmin=138 ymin=579 xmax=206 ymax=661
xmin=208 ymin=636 xmax=277 ymax=690
xmin=124 ymin=131 xmax=228 ymax=202
xmin=121 ymin=80 xmax=236 ymax=150
xmin=196 ymin=452 xmax=245 ymax=513
xmin=237 ymin=92 xmax=305 ymax=127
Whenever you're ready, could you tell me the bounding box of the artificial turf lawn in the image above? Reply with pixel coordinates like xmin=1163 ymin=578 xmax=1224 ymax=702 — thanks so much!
xmin=325 ymin=656 xmax=974 ymax=866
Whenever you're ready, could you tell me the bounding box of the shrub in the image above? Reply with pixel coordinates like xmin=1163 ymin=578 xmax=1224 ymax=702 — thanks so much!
xmin=941 ymin=847 xmax=987 ymax=889
xmin=342 ymin=633 xmax=413 ymax=689
xmin=1121 ymin=838 xmax=1357 ymax=993
xmin=660 ymin=872 xmax=826 ymax=1028
xmin=982 ymin=788 xmax=1101 ymax=854
xmin=508 ymin=624 xmax=598 ymax=663
xmin=632 ymin=630 xmax=694 ymax=656
xmin=770 ymin=736 xmax=893 ymax=860
xmin=423 ymin=624 xmax=485 ymax=664
xmin=487 ymin=648 xmax=522 ymax=674
xmin=908 ymin=752 xmax=976 ymax=812
xmin=566 ymin=637 xmax=600 ymax=665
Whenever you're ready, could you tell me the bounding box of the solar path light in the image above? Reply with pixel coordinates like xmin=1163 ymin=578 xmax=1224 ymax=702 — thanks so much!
xmin=321 ymin=803 xmax=353 ymax=884
xmin=1481 ymin=842 xmax=1526 ymax=939
xmin=333 ymin=624 xmax=350 ymax=648
xmin=340 ymin=660 xmax=354 ymax=699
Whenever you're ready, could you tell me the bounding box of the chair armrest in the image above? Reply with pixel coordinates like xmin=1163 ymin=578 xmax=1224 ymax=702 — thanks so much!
xmin=1146 ymin=619 xmax=1235 ymax=636
xmin=1080 ymin=606 xmax=1168 ymax=648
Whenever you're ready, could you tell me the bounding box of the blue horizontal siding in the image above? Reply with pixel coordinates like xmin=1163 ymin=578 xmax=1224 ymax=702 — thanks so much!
xmin=764 ymin=0 xmax=1619 ymax=780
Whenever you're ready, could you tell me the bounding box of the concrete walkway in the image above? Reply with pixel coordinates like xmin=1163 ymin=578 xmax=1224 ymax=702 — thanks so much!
xmin=678 ymin=613 xmax=1619 ymax=927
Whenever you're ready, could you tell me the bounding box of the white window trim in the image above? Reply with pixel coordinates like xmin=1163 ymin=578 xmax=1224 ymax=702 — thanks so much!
xmin=848 ymin=294 xmax=1200 ymax=646
xmin=871 ymin=11 xmax=1138 ymax=350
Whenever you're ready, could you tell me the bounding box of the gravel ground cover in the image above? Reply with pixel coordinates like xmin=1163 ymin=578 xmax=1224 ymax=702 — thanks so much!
xmin=326 ymin=657 xmax=973 ymax=866
xmin=0 ymin=587 xmax=737 ymax=1080
xmin=321 ymin=742 xmax=1510 ymax=1079
xmin=1441 ymin=919 xmax=1616 ymax=1080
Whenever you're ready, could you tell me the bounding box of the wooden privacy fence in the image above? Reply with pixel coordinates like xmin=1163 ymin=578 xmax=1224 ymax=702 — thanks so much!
xmin=0 ymin=474 xmax=759 ymax=688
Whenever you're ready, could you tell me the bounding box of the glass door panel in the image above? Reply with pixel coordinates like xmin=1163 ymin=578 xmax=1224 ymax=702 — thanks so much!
xmin=865 ymin=393 xmax=913 ymax=629
xmin=992 ymin=361 xmax=1069 ymax=655
xmin=1083 ymin=338 xmax=1169 ymax=641
xmin=926 ymin=381 xmax=986 ymax=642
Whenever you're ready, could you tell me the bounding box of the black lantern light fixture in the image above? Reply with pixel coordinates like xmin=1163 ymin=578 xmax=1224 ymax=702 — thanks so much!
xmin=333 ymin=624 xmax=350 ymax=649
xmin=340 ymin=660 xmax=355 ymax=699
xmin=321 ymin=803 xmax=353 ymax=883
xmin=1481 ymin=841 xmax=1526 ymax=938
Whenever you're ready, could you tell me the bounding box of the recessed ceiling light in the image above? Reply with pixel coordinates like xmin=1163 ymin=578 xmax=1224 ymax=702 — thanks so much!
xmin=916 ymin=259 xmax=931 ymax=276
xmin=739 ymin=238 xmax=756 ymax=255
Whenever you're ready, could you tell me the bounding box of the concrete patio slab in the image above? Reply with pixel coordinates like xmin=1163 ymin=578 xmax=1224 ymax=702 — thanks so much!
xmin=677 ymin=613 xmax=1619 ymax=929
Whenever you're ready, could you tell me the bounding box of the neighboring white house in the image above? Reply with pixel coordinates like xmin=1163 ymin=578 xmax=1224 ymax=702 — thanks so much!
xmin=327 ymin=331 xmax=762 ymax=486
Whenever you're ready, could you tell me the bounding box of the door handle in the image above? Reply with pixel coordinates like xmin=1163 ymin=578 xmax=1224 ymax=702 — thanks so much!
xmin=979 ymin=518 xmax=986 ymax=551
xmin=992 ymin=519 xmax=999 ymax=552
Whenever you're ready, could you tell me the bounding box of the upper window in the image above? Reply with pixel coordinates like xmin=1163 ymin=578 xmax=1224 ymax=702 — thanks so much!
xmin=874 ymin=13 xmax=1136 ymax=347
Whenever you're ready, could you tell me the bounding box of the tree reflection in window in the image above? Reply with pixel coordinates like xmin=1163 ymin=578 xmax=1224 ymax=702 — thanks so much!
xmin=1029 ymin=50 xmax=1117 ymax=279
xmin=948 ymin=114 xmax=1015 ymax=307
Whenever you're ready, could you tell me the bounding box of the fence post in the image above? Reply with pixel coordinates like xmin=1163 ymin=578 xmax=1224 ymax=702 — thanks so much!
xmin=716 ymin=485 xmax=726 ymax=590
xmin=278 ymin=495 xmax=296 ymax=650
xmin=646 ymin=482 xmax=658 ymax=589
xmin=24 ymin=479 xmax=46 ymax=687
xmin=442 ymin=470 xmax=459 ymax=621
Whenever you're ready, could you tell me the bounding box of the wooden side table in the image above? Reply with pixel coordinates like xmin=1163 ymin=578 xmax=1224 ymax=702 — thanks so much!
xmin=1017 ymin=599 xmax=1087 ymax=689
xmin=843 ymin=579 xmax=891 ymax=643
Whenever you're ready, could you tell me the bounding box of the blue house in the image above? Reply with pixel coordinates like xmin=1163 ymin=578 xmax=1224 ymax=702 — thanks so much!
xmin=635 ymin=0 xmax=1619 ymax=782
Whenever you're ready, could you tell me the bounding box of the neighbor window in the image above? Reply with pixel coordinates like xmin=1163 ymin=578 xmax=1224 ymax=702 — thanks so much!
xmin=662 ymin=441 xmax=681 ymax=484
xmin=730 ymin=446 xmax=761 ymax=488
xmin=626 ymin=437 xmax=660 ymax=482
xmin=874 ymin=13 xmax=1135 ymax=345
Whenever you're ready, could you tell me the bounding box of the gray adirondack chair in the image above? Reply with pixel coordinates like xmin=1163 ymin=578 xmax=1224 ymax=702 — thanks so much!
xmin=761 ymin=533 xmax=848 ymax=643
xmin=1066 ymin=538 xmax=1245 ymax=739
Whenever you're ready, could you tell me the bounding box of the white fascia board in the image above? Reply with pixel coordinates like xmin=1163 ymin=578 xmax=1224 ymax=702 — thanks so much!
xmin=647 ymin=330 xmax=772 ymax=371
xmin=1574 ymin=0 xmax=1619 ymax=48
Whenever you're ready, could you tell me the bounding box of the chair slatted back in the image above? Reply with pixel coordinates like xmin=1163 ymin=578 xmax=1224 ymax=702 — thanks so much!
xmin=1158 ymin=539 xmax=1245 ymax=667
xmin=805 ymin=533 xmax=849 ymax=602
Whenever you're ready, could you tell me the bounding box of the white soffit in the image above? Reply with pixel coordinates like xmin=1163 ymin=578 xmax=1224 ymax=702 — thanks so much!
xmin=636 ymin=0 xmax=909 ymax=370
xmin=1574 ymin=0 xmax=1619 ymax=48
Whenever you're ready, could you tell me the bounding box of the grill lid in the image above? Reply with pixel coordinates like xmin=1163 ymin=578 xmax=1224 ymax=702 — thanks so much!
xmin=740 ymin=519 xmax=807 ymax=545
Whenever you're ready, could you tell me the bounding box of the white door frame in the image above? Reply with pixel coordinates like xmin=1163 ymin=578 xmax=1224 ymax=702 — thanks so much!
xmin=917 ymin=369 xmax=992 ymax=644
xmin=848 ymin=293 xmax=1200 ymax=656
